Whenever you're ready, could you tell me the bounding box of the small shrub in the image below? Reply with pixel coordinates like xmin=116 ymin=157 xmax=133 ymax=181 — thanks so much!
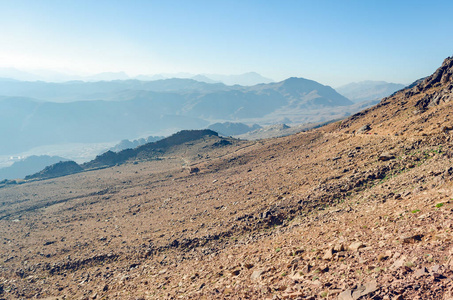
xmin=405 ymin=262 xmax=415 ymax=268
xmin=411 ymin=209 xmax=420 ymax=214
xmin=436 ymin=203 xmax=444 ymax=208
xmin=275 ymin=248 xmax=281 ymax=253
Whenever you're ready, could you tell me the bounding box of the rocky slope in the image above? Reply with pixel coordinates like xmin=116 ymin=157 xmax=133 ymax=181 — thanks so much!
xmin=0 ymin=57 xmax=453 ymax=299
xmin=21 ymin=130 xmax=236 ymax=180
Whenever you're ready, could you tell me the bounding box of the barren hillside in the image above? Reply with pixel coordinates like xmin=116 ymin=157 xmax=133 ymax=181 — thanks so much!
xmin=1 ymin=57 xmax=453 ymax=299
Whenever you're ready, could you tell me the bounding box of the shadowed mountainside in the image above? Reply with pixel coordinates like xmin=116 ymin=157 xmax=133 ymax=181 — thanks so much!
xmin=207 ymin=122 xmax=262 ymax=136
xmin=24 ymin=130 xmax=236 ymax=180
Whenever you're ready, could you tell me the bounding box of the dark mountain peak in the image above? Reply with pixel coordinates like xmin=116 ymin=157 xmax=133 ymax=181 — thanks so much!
xmin=419 ymin=56 xmax=453 ymax=90
xmin=0 ymin=155 xmax=70 ymax=180
xmin=137 ymin=129 xmax=219 ymax=152
xmin=25 ymin=161 xmax=83 ymax=180
xmin=394 ymin=56 xmax=453 ymax=112
xmin=207 ymin=122 xmax=261 ymax=136
xmin=83 ymin=129 xmax=220 ymax=169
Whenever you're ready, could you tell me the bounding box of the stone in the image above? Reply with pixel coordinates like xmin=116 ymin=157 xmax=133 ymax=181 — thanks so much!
xmin=379 ymin=152 xmax=395 ymax=161
xmin=414 ymin=267 xmax=428 ymax=278
xmin=334 ymin=244 xmax=346 ymax=252
xmin=251 ymin=269 xmax=264 ymax=280
xmin=288 ymin=271 xmax=304 ymax=280
xmin=348 ymin=242 xmax=365 ymax=251
xmin=402 ymin=234 xmax=423 ymax=244
xmin=243 ymin=263 xmax=254 ymax=269
xmin=301 ymin=263 xmax=312 ymax=274
xmin=357 ymin=124 xmax=371 ymax=134
xmin=391 ymin=255 xmax=407 ymax=270
xmin=230 ymin=269 xmax=240 ymax=276
xmin=323 ymin=247 xmax=334 ymax=260
xmin=338 ymin=290 xmax=353 ymax=300
xmin=351 ymin=281 xmax=378 ymax=299
xmin=189 ymin=167 xmax=200 ymax=174
xmin=432 ymin=272 xmax=446 ymax=281
xmin=281 ymin=291 xmax=303 ymax=299
xmin=378 ymin=254 xmax=389 ymax=261
xmin=431 ymin=264 xmax=440 ymax=272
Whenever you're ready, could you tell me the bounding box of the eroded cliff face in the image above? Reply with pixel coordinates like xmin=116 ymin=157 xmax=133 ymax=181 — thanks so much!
xmin=413 ymin=56 xmax=453 ymax=111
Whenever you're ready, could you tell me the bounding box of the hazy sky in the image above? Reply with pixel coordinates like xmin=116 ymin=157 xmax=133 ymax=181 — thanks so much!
xmin=0 ymin=0 xmax=452 ymax=86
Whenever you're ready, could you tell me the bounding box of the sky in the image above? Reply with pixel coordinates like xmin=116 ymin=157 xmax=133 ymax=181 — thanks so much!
xmin=0 ymin=0 xmax=452 ymax=86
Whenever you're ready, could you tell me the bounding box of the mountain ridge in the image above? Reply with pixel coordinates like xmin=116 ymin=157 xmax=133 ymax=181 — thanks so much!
xmin=336 ymin=80 xmax=406 ymax=103
xmin=0 ymin=77 xmax=355 ymax=155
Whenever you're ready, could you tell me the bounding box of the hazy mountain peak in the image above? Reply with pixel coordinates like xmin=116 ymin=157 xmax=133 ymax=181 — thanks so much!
xmin=85 ymin=71 xmax=130 ymax=81
xmin=201 ymin=72 xmax=274 ymax=86
xmin=336 ymin=80 xmax=406 ymax=103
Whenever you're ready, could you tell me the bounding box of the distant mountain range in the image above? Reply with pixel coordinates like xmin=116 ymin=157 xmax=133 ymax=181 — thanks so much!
xmin=0 ymin=67 xmax=273 ymax=86
xmin=0 ymin=77 xmax=354 ymax=155
xmin=336 ymin=81 xmax=406 ymax=103
xmin=207 ymin=122 xmax=262 ymax=136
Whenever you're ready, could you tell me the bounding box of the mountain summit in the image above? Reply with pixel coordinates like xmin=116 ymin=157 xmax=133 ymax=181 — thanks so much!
xmin=334 ymin=56 xmax=453 ymax=136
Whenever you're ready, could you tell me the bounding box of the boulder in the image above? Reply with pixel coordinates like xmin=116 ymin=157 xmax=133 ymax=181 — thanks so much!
xmin=323 ymin=247 xmax=334 ymax=260
xmin=378 ymin=152 xmax=395 ymax=161
xmin=251 ymin=269 xmax=264 ymax=280
xmin=348 ymin=242 xmax=365 ymax=251
xmin=357 ymin=124 xmax=371 ymax=134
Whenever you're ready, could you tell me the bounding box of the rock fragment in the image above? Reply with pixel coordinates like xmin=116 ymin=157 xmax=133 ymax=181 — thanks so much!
xmin=378 ymin=152 xmax=395 ymax=161
xmin=357 ymin=124 xmax=371 ymax=134
xmin=402 ymin=234 xmax=423 ymax=244
xmin=251 ymin=269 xmax=264 ymax=280
xmin=338 ymin=281 xmax=377 ymax=300
xmin=348 ymin=242 xmax=365 ymax=251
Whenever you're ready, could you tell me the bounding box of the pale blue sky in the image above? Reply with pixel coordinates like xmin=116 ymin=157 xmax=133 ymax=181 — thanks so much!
xmin=0 ymin=0 xmax=452 ymax=86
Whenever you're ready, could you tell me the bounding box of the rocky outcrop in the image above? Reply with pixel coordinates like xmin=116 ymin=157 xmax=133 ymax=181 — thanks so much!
xmin=83 ymin=129 xmax=221 ymax=169
xmin=410 ymin=56 xmax=453 ymax=111
xmin=25 ymin=161 xmax=83 ymax=180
